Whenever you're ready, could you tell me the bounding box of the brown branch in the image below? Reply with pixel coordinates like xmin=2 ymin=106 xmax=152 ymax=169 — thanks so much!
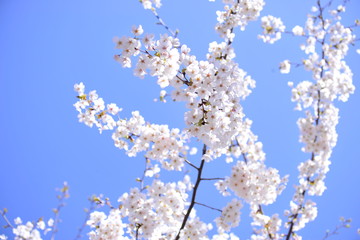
xmin=185 ymin=159 xmax=199 ymax=170
xmin=201 ymin=177 xmax=225 ymax=181
xmin=135 ymin=223 xmax=142 ymax=240
xmin=175 ymin=145 xmax=207 ymax=240
xmin=195 ymin=202 xmax=222 ymax=213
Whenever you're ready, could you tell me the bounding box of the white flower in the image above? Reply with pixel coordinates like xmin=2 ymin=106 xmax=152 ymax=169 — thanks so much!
xmin=114 ymin=55 xmax=132 ymax=68
xmin=215 ymin=199 xmax=242 ymax=233
xmin=14 ymin=217 xmax=22 ymax=225
xmin=74 ymin=82 xmax=85 ymax=95
xmin=337 ymin=5 xmax=345 ymax=12
xmin=214 ymin=0 xmax=264 ymax=39
xmin=36 ymin=220 xmax=45 ymax=230
xmin=292 ymin=25 xmax=305 ymax=36
xmin=141 ymin=0 xmax=152 ymax=9
xmin=112 ymin=36 xmax=127 ymax=49
xmin=131 ymin=25 xmax=144 ymax=36
xmin=160 ymin=90 xmax=166 ymax=97
xmin=189 ymin=147 xmax=198 ymax=155
xmin=87 ymin=210 xmax=127 ymax=240
xmin=0 ymin=234 xmax=7 ymax=240
xmin=142 ymin=33 xmax=155 ymax=48
xmin=228 ymin=161 xmax=284 ymax=205
xmin=279 ymin=60 xmax=291 ymax=74
xmin=157 ymin=77 xmax=169 ymax=88
xmin=107 ymin=103 xmax=121 ymax=115
xmin=87 ymin=211 xmax=107 ymax=228
xmin=258 ymin=15 xmax=285 ymax=44
xmin=47 ymin=218 xmax=54 ymax=227
xmin=145 ymin=164 xmax=160 ymax=177
xmin=311 ymin=6 xmax=318 ymax=12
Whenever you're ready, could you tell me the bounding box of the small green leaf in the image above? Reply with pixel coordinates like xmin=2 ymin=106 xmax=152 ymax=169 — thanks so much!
xmin=76 ymin=94 xmax=87 ymax=100
xmin=96 ymin=111 xmax=106 ymax=119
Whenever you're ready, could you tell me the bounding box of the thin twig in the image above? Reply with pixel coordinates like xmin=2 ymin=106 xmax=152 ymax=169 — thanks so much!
xmin=151 ymin=8 xmax=177 ymax=38
xmin=195 ymin=202 xmax=222 ymax=212
xmin=200 ymin=177 xmax=225 ymax=181
xmin=322 ymin=217 xmax=351 ymax=240
xmin=185 ymin=159 xmax=199 ymax=170
xmin=0 ymin=209 xmax=14 ymax=229
xmin=73 ymin=199 xmax=98 ymax=240
xmin=235 ymin=139 xmax=248 ymax=164
xmin=50 ymin=182 xmax=69 ymax=240
xmin=139 ymin=157 xmax=150 ymax=191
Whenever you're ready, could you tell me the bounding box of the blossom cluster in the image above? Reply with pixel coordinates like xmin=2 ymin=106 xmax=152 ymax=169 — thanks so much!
xmin=75 ymin=1 xmax=291 ymax=239
xmin=109 ymin=26 xmax=291 ymax=240
xmin=1 ymin=0 xmax=358 ymax=239
xmin=86 ymin=176 xmax=249 ymax=240
xmin=72 ymin=14 xmax=276 ymax=238
xmin=228 ymin=119 xmax=265 ymax=163
xmin=214 ymin=0 xmax=265 ymax=41
xmin=71 ymin=1 xmax=358 ymax=240
xmin=214 ymin=199 xmax=242 ymax=233
xmin=227 ymin=161 xmax=285 ymax=205
xmin=140 ymin=0 xmax=161 ymax=10
xmin=87 ymin=210 xmax=128 ymax=240
xmin=250 ymin=207 xmax=282 ymax=240
xmin=258 ymin=15 xmax=285 ymax=44
xmin=278 ymin=3 xmax=357 ymax=236
xmin=285 ymin=200 xmax=318 ymax=233
xmin=111 ymin=25 xmax=260 ymax=161
xmin=86 ymin=177 xmax=226 ymax=240
xmin=293 ymin=7 xmax=354 ymax=187
xmin=74 ymin=83 xmax=189 ymax=171
xmin=7 ymin=217 xmax=53 ymax=240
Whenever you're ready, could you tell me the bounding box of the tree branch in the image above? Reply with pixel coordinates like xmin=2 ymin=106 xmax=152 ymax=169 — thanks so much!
xmin=200 ymin=177 xmax=225 ymax=181
xmin=151 ymin=8 xmax=177 ymax=38
xmin=50 ymin=182 xmax=69 ymax=240
xmin=185 ymin=159 xmax=199 ymax=170
xmin=73 ymin=197 xmax=99 ymax=240
xmin=285 ymin=2 xmax=328 ymax=238
xmin=195 ymin=202 xmax=222 ymax=213
xmin=0 ymin=209 xmax=14 ymax=229
xmin=175 ymin=144 xmax=207 ymax=240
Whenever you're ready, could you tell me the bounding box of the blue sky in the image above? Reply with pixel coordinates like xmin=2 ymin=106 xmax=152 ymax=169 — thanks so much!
xmin=1 ymin=0 xmax=360 ymax=239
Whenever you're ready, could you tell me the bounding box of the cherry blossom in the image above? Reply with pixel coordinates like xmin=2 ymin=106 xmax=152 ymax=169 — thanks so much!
xmin=279 ymin=60 xmax=291 ymax=74
xmin=258 ymin=15 xmax=285 ymax=44
xmin=2 ymin=0 xmax=358 ymax=240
